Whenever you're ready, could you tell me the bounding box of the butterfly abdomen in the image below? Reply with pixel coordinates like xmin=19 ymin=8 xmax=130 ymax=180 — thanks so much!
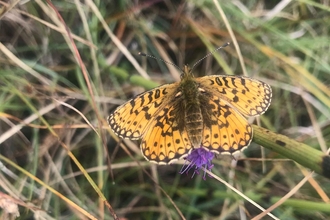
xmin=180 ymin=76 xmax=204 ymax=148
xmin=185 ymin=104 xmax=203 ymax=148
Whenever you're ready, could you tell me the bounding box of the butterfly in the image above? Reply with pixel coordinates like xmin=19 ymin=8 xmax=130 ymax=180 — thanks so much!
xmin=108 ymin=65 xmax=272 ymax=165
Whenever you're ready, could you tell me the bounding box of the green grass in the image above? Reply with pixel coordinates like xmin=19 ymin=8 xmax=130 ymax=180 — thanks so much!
xmin=0 ymin=0 xmax=329 ymax=219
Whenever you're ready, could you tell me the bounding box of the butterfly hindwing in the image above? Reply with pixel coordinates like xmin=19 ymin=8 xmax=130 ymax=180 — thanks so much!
xmin=141 ymin=105 xmax=192 ymax=164
xmin=201 ymin=95 xmax=252 ymax=154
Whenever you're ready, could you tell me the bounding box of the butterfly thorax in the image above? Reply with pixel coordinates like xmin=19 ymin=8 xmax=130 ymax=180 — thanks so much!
xmin=179 ymin=66 xmax=204 ymax=148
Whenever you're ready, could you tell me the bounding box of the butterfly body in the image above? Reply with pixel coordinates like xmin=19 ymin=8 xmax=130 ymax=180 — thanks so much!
xmin=178 ymin=66 xmax=204 ymax=148
xmin=108 ymin=66 xmax=272 ymax=164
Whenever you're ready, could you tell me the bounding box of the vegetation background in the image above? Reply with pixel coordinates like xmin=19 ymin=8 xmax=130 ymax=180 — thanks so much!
xmin=0 ymin=0 xmax=329 ymax=219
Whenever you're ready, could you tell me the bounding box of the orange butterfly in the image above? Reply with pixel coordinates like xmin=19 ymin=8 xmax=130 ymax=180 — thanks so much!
xmin=108 ymin=65 xmax=272 ymax=165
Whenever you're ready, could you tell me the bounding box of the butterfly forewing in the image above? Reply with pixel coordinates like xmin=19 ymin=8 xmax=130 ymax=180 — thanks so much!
xmin=196 ymin=76 xmax=272 ymax=117
xmin=108 ymin=83 xmax=178 ymax=140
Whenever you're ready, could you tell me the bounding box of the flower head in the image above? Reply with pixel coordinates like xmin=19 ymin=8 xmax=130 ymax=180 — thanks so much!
xmin=180 ymin=147 xmax=215 ymax=180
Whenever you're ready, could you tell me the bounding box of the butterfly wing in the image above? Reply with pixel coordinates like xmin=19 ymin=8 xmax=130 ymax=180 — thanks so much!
xmin=201 ymin=95 xmax=252 ymax=154
xmin=108 ymin=82 xmax=179 ymax=140
xmin=140 ymin=104 xmax=192 ymax=164
xmin=196 ymin=75 xmax=272 ymax=117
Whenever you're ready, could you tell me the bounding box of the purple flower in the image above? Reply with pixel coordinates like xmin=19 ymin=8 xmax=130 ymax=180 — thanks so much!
xmin=180 ymin=148 xmax=215 ymax=180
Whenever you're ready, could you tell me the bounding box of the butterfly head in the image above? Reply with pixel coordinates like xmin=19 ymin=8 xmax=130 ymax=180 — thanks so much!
xmin=180 ymin=65 xmax=194 ymax=80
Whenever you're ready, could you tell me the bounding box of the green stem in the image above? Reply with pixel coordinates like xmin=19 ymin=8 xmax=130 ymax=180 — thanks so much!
xmin=252 ymin=125 xmax=330 ymax=179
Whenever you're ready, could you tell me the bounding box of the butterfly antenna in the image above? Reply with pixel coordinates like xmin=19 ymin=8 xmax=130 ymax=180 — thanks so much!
xmin=191 ymin=42 xmax=230 ymax=72
xmin=138 ymin=52 xmax=182 ymax=73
